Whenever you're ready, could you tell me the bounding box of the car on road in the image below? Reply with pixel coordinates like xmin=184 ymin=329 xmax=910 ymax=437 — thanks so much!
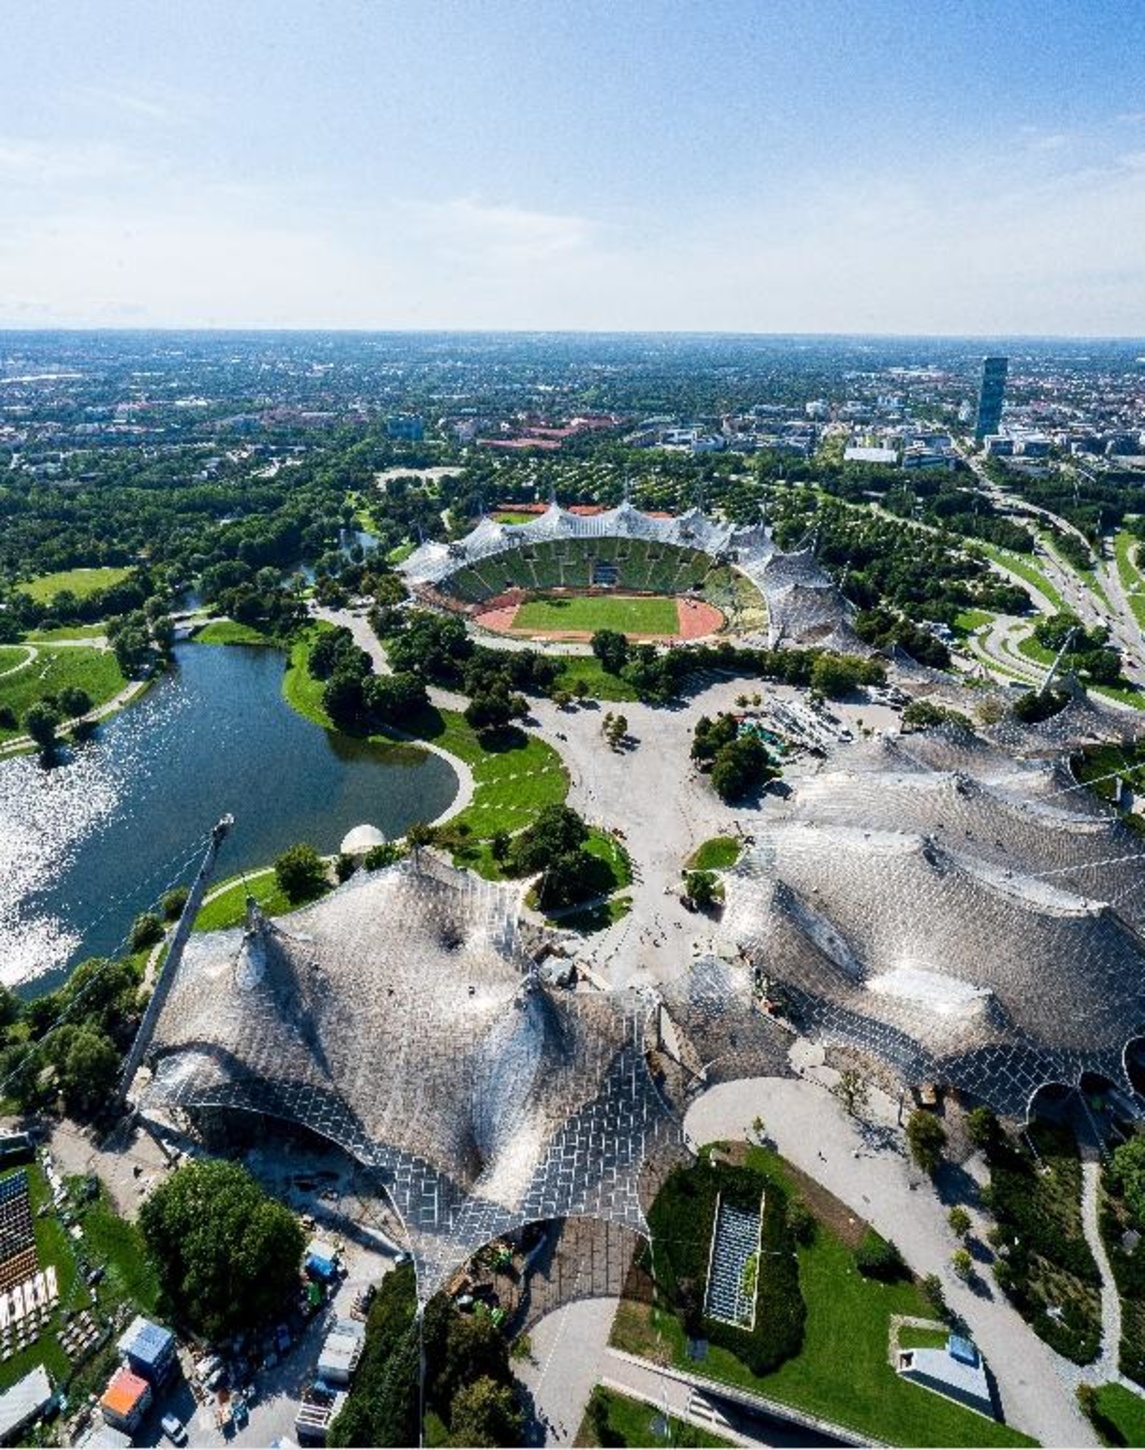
xmin=161 ymin=1413 xmax=187 ymax=1444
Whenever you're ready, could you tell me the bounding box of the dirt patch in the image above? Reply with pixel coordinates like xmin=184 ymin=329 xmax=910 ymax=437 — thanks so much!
xmin=781 ymin=1157 xmax=871 ymax=1249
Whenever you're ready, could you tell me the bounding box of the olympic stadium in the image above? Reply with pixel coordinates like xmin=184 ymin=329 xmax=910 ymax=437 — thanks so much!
xmin=400 ymin=499 xmax=866 ymax=652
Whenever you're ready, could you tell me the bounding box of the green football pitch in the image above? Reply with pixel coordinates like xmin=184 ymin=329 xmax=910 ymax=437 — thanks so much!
xmin=511 ymin=592 xmax=681 ymax=634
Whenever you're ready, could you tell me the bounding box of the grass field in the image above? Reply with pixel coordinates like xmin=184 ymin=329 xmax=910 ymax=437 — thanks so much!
xmin=0 ymin=646 xmax=125 ymax=740
xmin=194 ymin=867 xmax=311 ymax=932
xmin=17 ymin=566 xmax=131 ymax=603
xmin=555 ymin=655 xmax=642 ymax=702
xmin=0 ymin=646 xmax=32 ymax=675
xmin=513 ymin=592 xmax=680 ymax=635
xmin=24 ymin=623 xmax=109 ymax=642
xmin=685 ymin=836 xmax=742 ymax=871
xmin=979 ymin=544 xmax=1065 ymax=612
xmin=1088 ymin=1383 xmax=1145 ymax=1446
xmin=614 ymin=1146 xmax=1035 ymax=1449
xmin=1115 ymin=531 xmax=1145 ymax=631
xmin=194 ymin=618 xmax=275 ymax=646
xmin=575 ymin=1387 xmax=732 ymax=1448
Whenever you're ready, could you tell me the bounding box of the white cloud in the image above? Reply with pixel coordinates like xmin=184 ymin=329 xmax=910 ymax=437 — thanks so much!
xmin=0 ymin=137 xmax=144 ymax=186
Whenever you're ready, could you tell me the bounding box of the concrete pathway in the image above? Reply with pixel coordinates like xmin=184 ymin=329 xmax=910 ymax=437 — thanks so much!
xmin=515 ymin=1298 xmax=617 ymax=1445
xmin=0 ymin=645 xmax=36 ymax=678
xmin=685 ymin=1075 xmax=1098 ymax=1448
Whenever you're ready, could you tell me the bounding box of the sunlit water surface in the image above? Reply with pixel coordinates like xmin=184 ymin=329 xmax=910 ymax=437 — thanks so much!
xmin=0 ymin=644 xmax=457 ymax=990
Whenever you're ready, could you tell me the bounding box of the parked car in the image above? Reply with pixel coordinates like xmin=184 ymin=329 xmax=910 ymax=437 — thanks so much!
xmin=161 ymin=1413 xmax=188 ymax=1444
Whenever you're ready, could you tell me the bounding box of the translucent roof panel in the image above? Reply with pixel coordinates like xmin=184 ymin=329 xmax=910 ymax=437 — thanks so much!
xmin=143 ymin=856 xmax=678 ymax=1301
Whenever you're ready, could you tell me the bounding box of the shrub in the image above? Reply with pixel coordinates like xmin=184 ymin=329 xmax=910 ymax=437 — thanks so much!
xmin=854 ymin=1229 xmax=906 ymax=1281
xmin=786 ymin=1199 xmax=816 ymax=1245
xmin=129 ymin=912 xmax=164 ymax=952
xmin=335 ymin=852 xmax=358 ymax=883
xmin=160 ymin=886 xmax=189 ymax=921
xmin=952 ymin=1247 xmax=974 ymax=1280
xmin=906 ymin=1109 xmax=947 ymax=1175
xmin=948 ymin=1206 xmax=971 ymax=1238
xmin=363 ymin=842 xmax=403 ymax=871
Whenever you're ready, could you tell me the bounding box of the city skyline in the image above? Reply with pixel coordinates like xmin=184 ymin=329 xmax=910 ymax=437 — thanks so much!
xmin=3 ymin=0 xmax=1145 ymax=335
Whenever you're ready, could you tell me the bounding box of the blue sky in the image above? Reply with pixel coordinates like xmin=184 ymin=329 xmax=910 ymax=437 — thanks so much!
xmin=2 ymin=0 xmax=1144 ymax=333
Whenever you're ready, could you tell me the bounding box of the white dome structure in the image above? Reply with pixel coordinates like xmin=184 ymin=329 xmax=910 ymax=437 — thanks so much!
xmin=340 ymin=823 xmax=387 ymax=855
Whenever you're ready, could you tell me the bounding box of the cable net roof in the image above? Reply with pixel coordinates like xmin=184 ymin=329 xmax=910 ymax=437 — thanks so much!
xmin=716 ymin=722 xmax=1145 ymax=1116
xmin=402 ymin=504 xmax=862 ymax=651
xmin=142 ymin=855 xmax=678 ymax=1302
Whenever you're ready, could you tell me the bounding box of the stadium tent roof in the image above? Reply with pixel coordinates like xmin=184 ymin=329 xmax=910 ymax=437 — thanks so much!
xmin=142 ymin=855 xmax=678 ymax=1303
xmin=401 ymin=503 xmax=865 ymax=653
xmin=717 ymin=718 xmax=1145 ymax=1117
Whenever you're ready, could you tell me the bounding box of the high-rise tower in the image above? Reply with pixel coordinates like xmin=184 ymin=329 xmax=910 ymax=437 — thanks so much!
xmin=975 ymin=355 xmax=1008 ymax=441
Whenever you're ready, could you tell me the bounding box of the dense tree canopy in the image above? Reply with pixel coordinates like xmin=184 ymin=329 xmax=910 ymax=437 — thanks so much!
xmin=139 ymin=1159 xmax=305 ymax=1339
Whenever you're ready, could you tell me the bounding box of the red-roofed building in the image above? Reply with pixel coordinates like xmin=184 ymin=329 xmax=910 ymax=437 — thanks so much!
xmin=101 ymin=1367 xmax=152 ymax=1433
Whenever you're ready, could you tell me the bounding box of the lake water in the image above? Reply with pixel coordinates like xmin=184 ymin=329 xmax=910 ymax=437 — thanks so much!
xmin=0 ymin=643 xmax=458 ymax=989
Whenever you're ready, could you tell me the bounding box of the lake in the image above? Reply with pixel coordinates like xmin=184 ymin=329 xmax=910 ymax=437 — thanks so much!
xmin=0 ymin=642 xmax=458 ymax=989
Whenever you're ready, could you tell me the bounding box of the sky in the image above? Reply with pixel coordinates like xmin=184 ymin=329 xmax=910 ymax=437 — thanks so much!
xmin=2 ymin=0 xmax=1145 ymax=335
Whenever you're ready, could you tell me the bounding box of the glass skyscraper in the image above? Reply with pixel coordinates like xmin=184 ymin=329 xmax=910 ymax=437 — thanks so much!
xmin=975 ymin=355 xmax=1008 ymax=440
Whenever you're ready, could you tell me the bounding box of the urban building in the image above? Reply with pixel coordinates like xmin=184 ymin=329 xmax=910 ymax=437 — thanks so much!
xmin=117 ymin=1315 xmax=177 ymax=1385
xmin=975 ymin=356 xmax=1008 ymax=441
xmin=100 ymin=1368 xmax=152 ymax=1434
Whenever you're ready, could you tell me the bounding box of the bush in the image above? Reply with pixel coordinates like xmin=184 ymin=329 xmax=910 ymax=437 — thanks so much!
xmin=854 ymin=1229 xmax=906 ymax=1281
xmin=335 ymin=852 xmax=358 ymax=883
xmin=129 ymin=911 xmax=165 ymax=952
xmin=948 ymin=1206 xmax=971 ymax=1238
xmin=160 ymin=886 xmax=189 ymax=921
xmin=363 ymin=842 xmax=403 ymax=871
xmin=273 ymin=842 xmax=328 ymax=903
xmin=786 ymin=1199 xmax=816 ymax=1245
xmin=952 ymin=1247 xmax=973 ymax=1281
xmin=965 ymin=1106 xmax=1000 ymax=1152
xmin=906 ymin=1109 xmax=947 ymax=1175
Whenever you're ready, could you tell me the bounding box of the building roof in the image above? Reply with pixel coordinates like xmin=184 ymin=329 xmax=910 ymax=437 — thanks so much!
xmin=0 ymin=1364 xmax=52 ymax=1443
xmin=117 ymin=1314 xmax=173 ymax=1366
xmin=101 ymin=1368 xmax=150 ymax=1417
xmin=902 ymin=1339 xmax=992 ymax=1411
xmin=401 ymin=502 xmax=865 ymax=654
xmin=143 ymin=855 xmax=679 ymax=1304
xmin=719 ymin=714 xmax=1145 ymax=1117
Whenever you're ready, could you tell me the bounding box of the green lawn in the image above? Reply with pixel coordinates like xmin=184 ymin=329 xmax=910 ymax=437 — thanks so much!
xmin=1089 ymin=1383 xmax=1145 ymax=1446
xmin=513 ymin=593 xmax=681 ymax=636
xmin=614 ymin=1146 xmax=1035 ymax=1448
xmin=492 ymin=511 xmax=539 ymax=525
xmin=576 ymin=1386 xmax=732 ymax=1448
xmin=0 ymin=1162 xmax=91 ymax=1393
xmin=0 ymin=646 xmax=32 ymax=674
xmin=953 ymin=608 xmax=995 ymax=635
xmin=17 ymin=566 xmax=131 ymax=603
xmin=24 ymin=623 xmax=109 ymax=642
xmin=1116 ymin=532 xmax=1145 ymax=631
xmin=979 ymin=544 xmax=1064 ymax=612
xmin=0 ymin=646 xmax=126 ymax=739
xmin=686 ymin=836 xmax=742 ymax=871
xmin=193 ymin=618 xmax=275 ymax=646
xmin=193 ymin=867 xmax=309 ymax=931
xmin=80 ymin=1185 xmax=160 ymax=1317
xmin=555 ymin=654 xmax=642 ymax=702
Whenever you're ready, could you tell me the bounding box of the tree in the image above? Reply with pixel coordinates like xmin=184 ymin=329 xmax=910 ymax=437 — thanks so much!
xmin=130 ymin=912 xmax=165 ymax=951
xmin=52 ymin=1026 xmax=120 ymax=1119
xmin=951 ymin=1247 xmax=974 ymax=1281
xmin=23 ymin=700 xmax=61 ymax=751
xmin=965 ymin=1106 xmax=999 ymax=1152
xmin=139 ymin=1159 xmax=305 ymax=1339
xmin=160 ymin=887 xmax=189 ymax=921
xmin=684 ymin=870 xmax=719 ymax=912
xmin=1108 ymin=1136 xmax=1145 ymax=1230
xmin=810 ymin=652 xmax=867 ymax=699
xmin=854 ymin=1229 xmax=906 ymax=1280
xmin=509 ymin=804 xmax=589 ymax=875
xmin=948 ymin=1206 xmax=971 ymax=1238
xmin=832 ymin=1067 xmax=869 ymax=1118
xmin=447 ymin=1377 xmax=523 ymax=1448
xmin=274 ymin=842 xmax=328 ymax=903
xmin=405 ymin=821 xmax=436 ymax=854
xmin=363 ymin=670 xmax=427 ymax=725
xmin=56 ymin=685 xmax=92 ymax=719
xmin=906 ymin=1109 xmax=947 ymax=1175
xmin=922 ymin=1272 xmax=947 ymax=1318
xmin=535 ymin=849 xmax=597 ymax=910
xmin=323 ymin=670 xmax=366 ymax=729
xmin=710 ymin=734 xmax=773 ymax=802
xmin=591 ymin=629 xmax=629 ymax=676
